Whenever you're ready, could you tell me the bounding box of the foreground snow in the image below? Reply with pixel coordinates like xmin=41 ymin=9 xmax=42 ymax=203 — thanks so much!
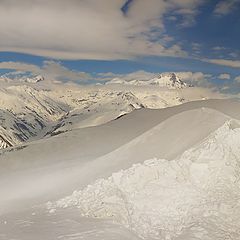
xmin=47 ymin=120 xmax=240 ymax=239
xmin=1 ymin=100 xmax=240 ymax=240
xmin=0 ymin=208 xmax=140 ymax=240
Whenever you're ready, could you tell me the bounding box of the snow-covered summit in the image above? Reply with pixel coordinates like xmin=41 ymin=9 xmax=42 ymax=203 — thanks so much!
xmin=106 ymin=72 xmax=190 ymax=89
xmin=23 ymin=75 xmax=44 ymax=83
xmin=150 ymin=72 xmax=188 ymax=88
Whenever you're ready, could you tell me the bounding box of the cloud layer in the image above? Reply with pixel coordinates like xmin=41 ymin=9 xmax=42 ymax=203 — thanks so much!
xmin=2 ymin=60 xmax=240 ymax=94
xmin=202 ymin=59 xmax=240 ymax=68
xmin=0 ymin=60 xmax=212 ymax=86
xmin=214 ymin=0 xmax=240 ymax=16
xmin=0 ymin=0 xmax=205 ymax=60
xmin=218 ymin=73 xmax=231 ymax=80
xmin=0 ymin=61 xmax=91 ymax=82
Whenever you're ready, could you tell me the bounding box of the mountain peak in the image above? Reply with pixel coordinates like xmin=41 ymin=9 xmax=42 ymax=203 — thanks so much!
xmin=151 ymin=72 xmax=188 ymax=89
xmin=0 ymin=73 xmax=44 ymax=83
xmin=20 ymin=75 xmax=44 ymax=83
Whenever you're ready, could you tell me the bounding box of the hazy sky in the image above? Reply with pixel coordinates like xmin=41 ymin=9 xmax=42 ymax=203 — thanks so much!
xmin=0 ymin=0 xmax=239 ymax=89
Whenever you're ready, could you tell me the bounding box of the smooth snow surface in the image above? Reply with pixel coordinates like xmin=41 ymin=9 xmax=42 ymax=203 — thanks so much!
xmin=1 ymin=99 xmax=240 ymax=240
xmin=48 ymin=120 xmax=240 ymax=240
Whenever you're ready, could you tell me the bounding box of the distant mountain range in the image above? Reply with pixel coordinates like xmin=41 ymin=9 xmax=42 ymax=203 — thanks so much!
xmin=106 ymin=72 xmax=191 ymax=89
xmin=0 ymin=72 xmax=223 ymax=149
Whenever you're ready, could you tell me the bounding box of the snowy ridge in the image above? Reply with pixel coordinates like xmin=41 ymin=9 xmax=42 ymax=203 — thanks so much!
xmin=47 ymin=119 xmax=240 ymax=239
xmin=0 ymin=73 xmax=44 ymax=83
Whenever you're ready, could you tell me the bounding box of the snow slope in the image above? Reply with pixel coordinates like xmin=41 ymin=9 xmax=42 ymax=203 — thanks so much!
xmin=48 ymin=119 xmax=240 ymax=240
xmin=0 ymin=99 xmax=240 ymax=211
xmin=1 ymin=99 xmax=240 ymax=240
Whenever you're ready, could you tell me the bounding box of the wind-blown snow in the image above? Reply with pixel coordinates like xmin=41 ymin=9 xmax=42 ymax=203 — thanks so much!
xmin=47 ymin=120 xmax=240 ymax=240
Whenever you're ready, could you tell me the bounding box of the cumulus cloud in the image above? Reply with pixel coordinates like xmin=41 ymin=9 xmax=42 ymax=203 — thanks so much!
xmin=176 ymin=72 xmax=212 ymax=86
xmin=192 ymin=43 xmax=201 ymax=51
xmin=235 ymin=76 xmax=240 ymax=82
xmin=0 ymin=0 xmax=205 ymax=60
xmin=214 ymin=0 xmax=240 ymax=16
xmin=0 ymin=61 xmax=217 ymax=88
xmin=212 ymin=46 xmax=226 ymax=51
xmin=98 ymin=70 xmax=157 ymax=82
xmin=229 ymin=52 xmax=239 ymax=58
xmin=0 ymin=61 xmax=41 ymax=73
xmin=41 ymin=61 xmax=91 ymax=82
xmin=218 ymin=73 xmax=231 ymax=80
xmin=0 ymin=61 xmax=91 ymax=82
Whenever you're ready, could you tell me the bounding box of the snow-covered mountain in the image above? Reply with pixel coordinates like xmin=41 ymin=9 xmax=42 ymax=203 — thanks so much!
xmin=0 ymin=85 xmax=68 ymax=149
xmin=0 ymin=77 xmax=222 ymax=149
xmin=106 ymin=72 xmax=190 ymax=89
xmin=0 ymin=73 xmax=44 ymax=83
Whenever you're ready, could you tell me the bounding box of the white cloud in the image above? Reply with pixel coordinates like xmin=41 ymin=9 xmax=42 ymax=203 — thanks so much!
xmin=0 ymin=61 xmax=41 ymax=73
xmin=218 ymin=73 xmax=231 ymax=80
xmin=202 ymin=59 xmax=240 ymax=68
xmin=41 ymin=61 xmax=91 ymax=81
xmin=98 ymin=70 xmax=157 ymax=81
xmin=235 ymin=76 xmax=240 ymax=82
xmin=192 ymin=43 xmax=201 ymax=51
xmin=161 ymin=35 xmax=174 ymax=43
xmin=0 ymin=62 xmax=215 ymax=88
xmin=229 ymin=52 xmax=239 ymax=58
xmin=212 ymin=46 xmax=226 ymax=51
xmin=0 ymin=61 xmax=91 ymax=82
xmin=214 ymin=0 xmax=240 ymax=16
xmin=0 ymin=0 xmax=204 ymax=60
xmin=176 ymin=72 xmax=212 ymax=86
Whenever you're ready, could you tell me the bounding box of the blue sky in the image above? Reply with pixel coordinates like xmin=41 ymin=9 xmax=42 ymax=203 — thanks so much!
xmin=0 ymin=0 xmax=239 ymax=87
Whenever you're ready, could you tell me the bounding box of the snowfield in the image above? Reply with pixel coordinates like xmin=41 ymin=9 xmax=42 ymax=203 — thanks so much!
xmin=47 ymin=120 xmax=240 ymax=240
xmin=0 ymin=81 xmax=240 ymax=240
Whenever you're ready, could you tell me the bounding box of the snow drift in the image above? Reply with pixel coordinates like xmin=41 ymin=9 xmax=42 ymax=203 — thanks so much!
xmin=1 ymin=99 xmax=240 ymax=240
xmin=48 ymin=119 xmax=240 ymax=240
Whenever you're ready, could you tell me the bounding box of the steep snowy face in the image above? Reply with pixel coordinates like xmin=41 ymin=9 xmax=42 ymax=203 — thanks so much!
xmin=22 ymin=75 xmax=44 ymax=83
xmin=47 ymin=119 xmax=240 ymax=240
xmin=0 ymin=85 xmax=68 ymax=149
xmin=150 ymin=73 xmax=188 ymax=89
xmin=106 ymin=72 xmax=189 ymax=89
